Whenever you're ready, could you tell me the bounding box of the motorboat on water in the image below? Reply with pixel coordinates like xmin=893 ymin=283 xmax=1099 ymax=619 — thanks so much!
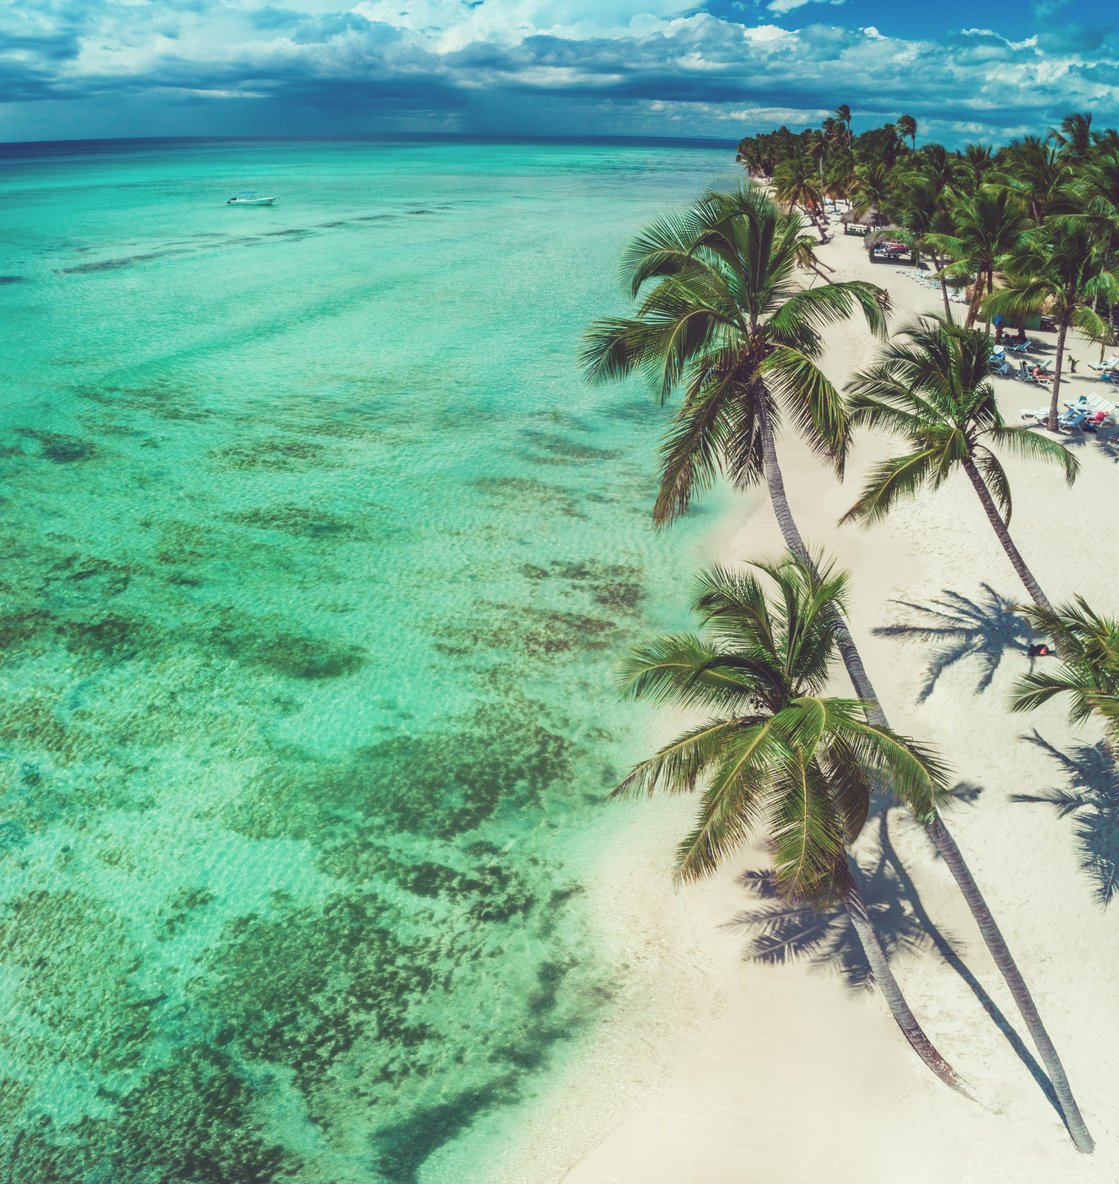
xmin=226 ymin=192 xmax=276 ymax=206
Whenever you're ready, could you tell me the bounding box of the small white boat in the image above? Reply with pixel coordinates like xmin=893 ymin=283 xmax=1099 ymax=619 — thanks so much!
xmin=226 ymin=192 xmax=276 ymax=206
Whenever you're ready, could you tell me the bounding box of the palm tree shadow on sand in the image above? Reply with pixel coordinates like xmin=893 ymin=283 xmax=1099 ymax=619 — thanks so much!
xmin=1091 ymin=431 xmax=1119 ymax=465
xmin=729 ymin=792 xmax=1064 ymax=1118
xmin=873 ymin=584 xmax=1034 ymax=703
xmin=1015 ymin=730 xmax=1119 ymax=906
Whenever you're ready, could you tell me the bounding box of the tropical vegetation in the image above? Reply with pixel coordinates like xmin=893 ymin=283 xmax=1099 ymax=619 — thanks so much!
xmin=583 ymin=121 xmax=1110 ymax=1150
xmin=841 ymin=317 xmax=1077 ymax=610
xmin=615 ymin=551 xmax=970 ymax=1092
xmin=736 ymin=106 xmax=1119 ymax=421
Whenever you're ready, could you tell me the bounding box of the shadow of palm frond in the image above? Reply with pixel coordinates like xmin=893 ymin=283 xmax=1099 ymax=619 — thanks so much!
xmin=1094 ymin=432 xmax=1119 ymax=465
xmin=732 ymin=862 xmax=929 ymax=991
xmin=873 ymin=584 xmax=1033 ymax=703
xmin=1016 ymin=730 xmax=1119 ymax=906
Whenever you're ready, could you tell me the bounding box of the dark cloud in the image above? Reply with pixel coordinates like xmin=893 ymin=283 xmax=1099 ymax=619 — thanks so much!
xmin=0 ymin=1 xmax=1116 ymax=143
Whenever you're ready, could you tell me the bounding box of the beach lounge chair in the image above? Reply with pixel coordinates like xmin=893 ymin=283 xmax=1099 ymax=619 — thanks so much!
xmin=1021 ymin=406 xmax=1052 ymax=422
xmin=1088 ymin=357 xmax=1119 ymax=371
xmin=1018 ymin=361 xmax=1050 ymax=385
xmin=1006 ymin=338 xmax=1034 ymax=354
xmin=1064 ymin=394 xmax=1116 ymax=422
xmin=1057 ymin=408 xmax=1089 ymax=430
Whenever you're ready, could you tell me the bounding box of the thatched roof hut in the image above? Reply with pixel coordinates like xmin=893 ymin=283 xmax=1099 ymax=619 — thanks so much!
xmin=841 ymin=206 xmax=888 ymax=230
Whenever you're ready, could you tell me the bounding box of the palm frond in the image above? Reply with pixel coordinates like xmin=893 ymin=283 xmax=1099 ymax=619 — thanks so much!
xmin=613 ymin=719 xmax=747 ymax=800
xmin=973 ymin=447 xmax=1013 ymax=523
xmin=618 ymin=633 xmax=767 ymax=711
xmin=988 ymin=423 xmax=1079 ymax=486
xmin=840 ymin=447 xmax=943 ymax=525
xmin=761 ymin=345 xmax=849 ymax=474
xmin=768 ymin=280 xmax=887 ymax=344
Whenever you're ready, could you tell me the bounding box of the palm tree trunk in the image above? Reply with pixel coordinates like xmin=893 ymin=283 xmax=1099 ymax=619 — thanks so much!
xmin=756 ymin=389 xmax=1093 ymax=1150
xmin=922 ymin=817 xmax=1094 ymax=1152
xmin=754 ymin=394 xmax=971 ymax=1089
xmin=1047 ymin=320 xmax=1069 ymax=432
xmin=934 ymin=255 xmax=953 ymax=324
xmin=755 ymin=393 xmax=901 ymax=727
xmin=959 ymin=456 xmax=1053 ymax=612
xmin=838 ymin=859 xmax=975 ymax=1098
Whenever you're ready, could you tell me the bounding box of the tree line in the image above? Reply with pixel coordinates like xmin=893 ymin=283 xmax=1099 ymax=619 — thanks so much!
xmin=582 ymin=166 xmax=1119 ymax=1152
xmin=736 ymin=107 xmax=1119 ymax=431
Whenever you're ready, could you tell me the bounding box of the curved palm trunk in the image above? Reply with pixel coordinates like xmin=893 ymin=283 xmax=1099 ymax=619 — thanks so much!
xmin=1047 ymin=321 xmax=1069 ymax=432
xmin=752 ymin=395 xmax=961 ymax=1075
xmin=960 ymin=457 xmax=1053 ymax=612
xmin=964 ymin=274 xmax=984 ymax=330
xmin=933 ymin=255 xmax=954 ymax=325
xmin=756 ymin=392 xmax=1094 ymax=1151
xmin=838 ymin=860 xmax=975 ymax=1098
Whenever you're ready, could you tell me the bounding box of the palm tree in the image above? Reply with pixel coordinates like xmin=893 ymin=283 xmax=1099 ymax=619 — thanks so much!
xmin=957 ymin=143 xmax=997 ymax=194
xmin=834 ymin=103 xmax=853 ymax=146
xmin=1011 ymin=599 xmax=1119 ymax=748
xmin=898 ymin=114 xmax=918 ymax=151
xmin=581 ymin=181 xmax=884 ymax=533
xmin=582 ymin=189 xmax=1096 ymax=1152
xmin=616 ymin=552 xmax=969 ymax=1091
xmin=772 ymin=157 xmax=828 ymax=241
xmin=840 ymin=317 xmax=1077 ymax=611
xmin=1050 ymin=112 xmax=1095 ymax=164
xmin=926 ymin=187 xmax=1029 ymax=328
xmin=985 ymin=224 xmax=1119 ymax=431
xmin=995 ymin=135 xmax=1074 ymax=223
xmin=910 ymin=142 xmax=957 ymax=201
xmin=849 ymin=162 xmax=892 ymax=226
xmin=891 ymin=178 xmax=958 ymax=322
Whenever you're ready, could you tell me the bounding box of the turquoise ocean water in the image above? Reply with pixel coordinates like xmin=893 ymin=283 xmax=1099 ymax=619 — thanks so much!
xmin=0 ymin=136 xmax=732 ymax=1182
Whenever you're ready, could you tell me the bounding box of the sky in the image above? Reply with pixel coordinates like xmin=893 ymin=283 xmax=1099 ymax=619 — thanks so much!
xmin=0 ymin=0 xmax=1116 ymax=146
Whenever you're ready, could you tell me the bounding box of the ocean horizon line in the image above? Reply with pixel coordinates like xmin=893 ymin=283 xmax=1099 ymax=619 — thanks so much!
xmin=0 ymin=131 xmax=736 ymax=157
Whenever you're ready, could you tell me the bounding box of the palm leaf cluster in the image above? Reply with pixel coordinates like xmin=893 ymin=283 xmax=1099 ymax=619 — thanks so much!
xmin=736 ymin=107 xmax=1119 ymax=395
xmin=842 ymin=316 xmax=1077 ymax=527
xmin=1012 ymin=600 xmax=1119 ymax=748
xmin=581 ymin=182 xmax=885 ymax=527
xmin=615 ymin=555 xmax=950 ymax=899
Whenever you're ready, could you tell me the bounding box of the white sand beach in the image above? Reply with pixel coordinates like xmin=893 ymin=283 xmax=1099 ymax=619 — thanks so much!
xmin=509 ymin=220 xmax=1119 ymax=1183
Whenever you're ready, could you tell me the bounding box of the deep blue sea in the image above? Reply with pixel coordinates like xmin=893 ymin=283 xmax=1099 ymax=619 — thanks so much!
xmin=0 ymin=135 xmax=733 ymax=1182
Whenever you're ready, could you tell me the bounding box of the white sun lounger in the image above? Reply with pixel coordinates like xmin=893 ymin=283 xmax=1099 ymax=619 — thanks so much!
xmin=1064 ymin=393 xmax=1116 ymax=421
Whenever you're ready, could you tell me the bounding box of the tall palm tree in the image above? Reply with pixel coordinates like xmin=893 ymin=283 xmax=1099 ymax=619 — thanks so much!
xmin=582 ymin=189 xmax=1095 ymax=1152
xmin=957 ymin=143 xmax=997 ymax=194
xmin=926 ymin=187 xmax=1029 ymax=328
xmin=1011 ymin=599 xmax=1119 ymax=748
xmin=891 ymin=178 xmax=958 ymax=322
xmin=849 ymin=162 xmax=892 ymax=226
xmin=581 ymin=182 xmax=884 ymax=532
xmin=910 ymin=142 xmax=957 ymax=201
xmin=772 ymin=157 xmax=828 ymax=241
xmin=995 ymin=135 xmax=1075 ymax=223
xmin=985 ymin=224 xmax=1119 ymax=431
xmin=1076 ymin=148 xmax=1119 ymax=349
xmin=617 ymin=553 xmax=969 ymax=1091
xmin=898 ymin=114 xmax=918 ymax=151
xmin=834 ymin=103 xmax=853 ymax=146
xmin=840 ymin=317 xmax=1077 ymax=611
xmin=1050 ymin=112 xmax=1095 ymax=164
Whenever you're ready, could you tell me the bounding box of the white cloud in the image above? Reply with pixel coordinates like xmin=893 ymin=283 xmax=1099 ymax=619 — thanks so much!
xmin=767 ymin=0 xmax=845 ymax=14
xmin=0 ymin=0 xmax=1116 ymax=144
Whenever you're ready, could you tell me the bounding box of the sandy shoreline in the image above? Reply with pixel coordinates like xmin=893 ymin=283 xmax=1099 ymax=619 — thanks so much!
xmin=506 ymin=216 xmax=1119 ymax=1182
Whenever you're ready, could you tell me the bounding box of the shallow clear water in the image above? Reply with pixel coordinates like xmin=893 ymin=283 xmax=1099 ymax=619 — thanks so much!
xmin=0 ymin=136 xmax=732 ymax=1182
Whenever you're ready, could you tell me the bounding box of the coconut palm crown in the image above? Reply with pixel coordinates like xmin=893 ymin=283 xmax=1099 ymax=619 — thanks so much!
xmin=581 ymin=182 xmax=887 ymax=527
xmin=840 ymin=317 xmax=1077 ymax=609
xmin=614 ymin=554 xmax=951 ymax=897
xmin=1011 ymin=598 xmax=1119 ymax=748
